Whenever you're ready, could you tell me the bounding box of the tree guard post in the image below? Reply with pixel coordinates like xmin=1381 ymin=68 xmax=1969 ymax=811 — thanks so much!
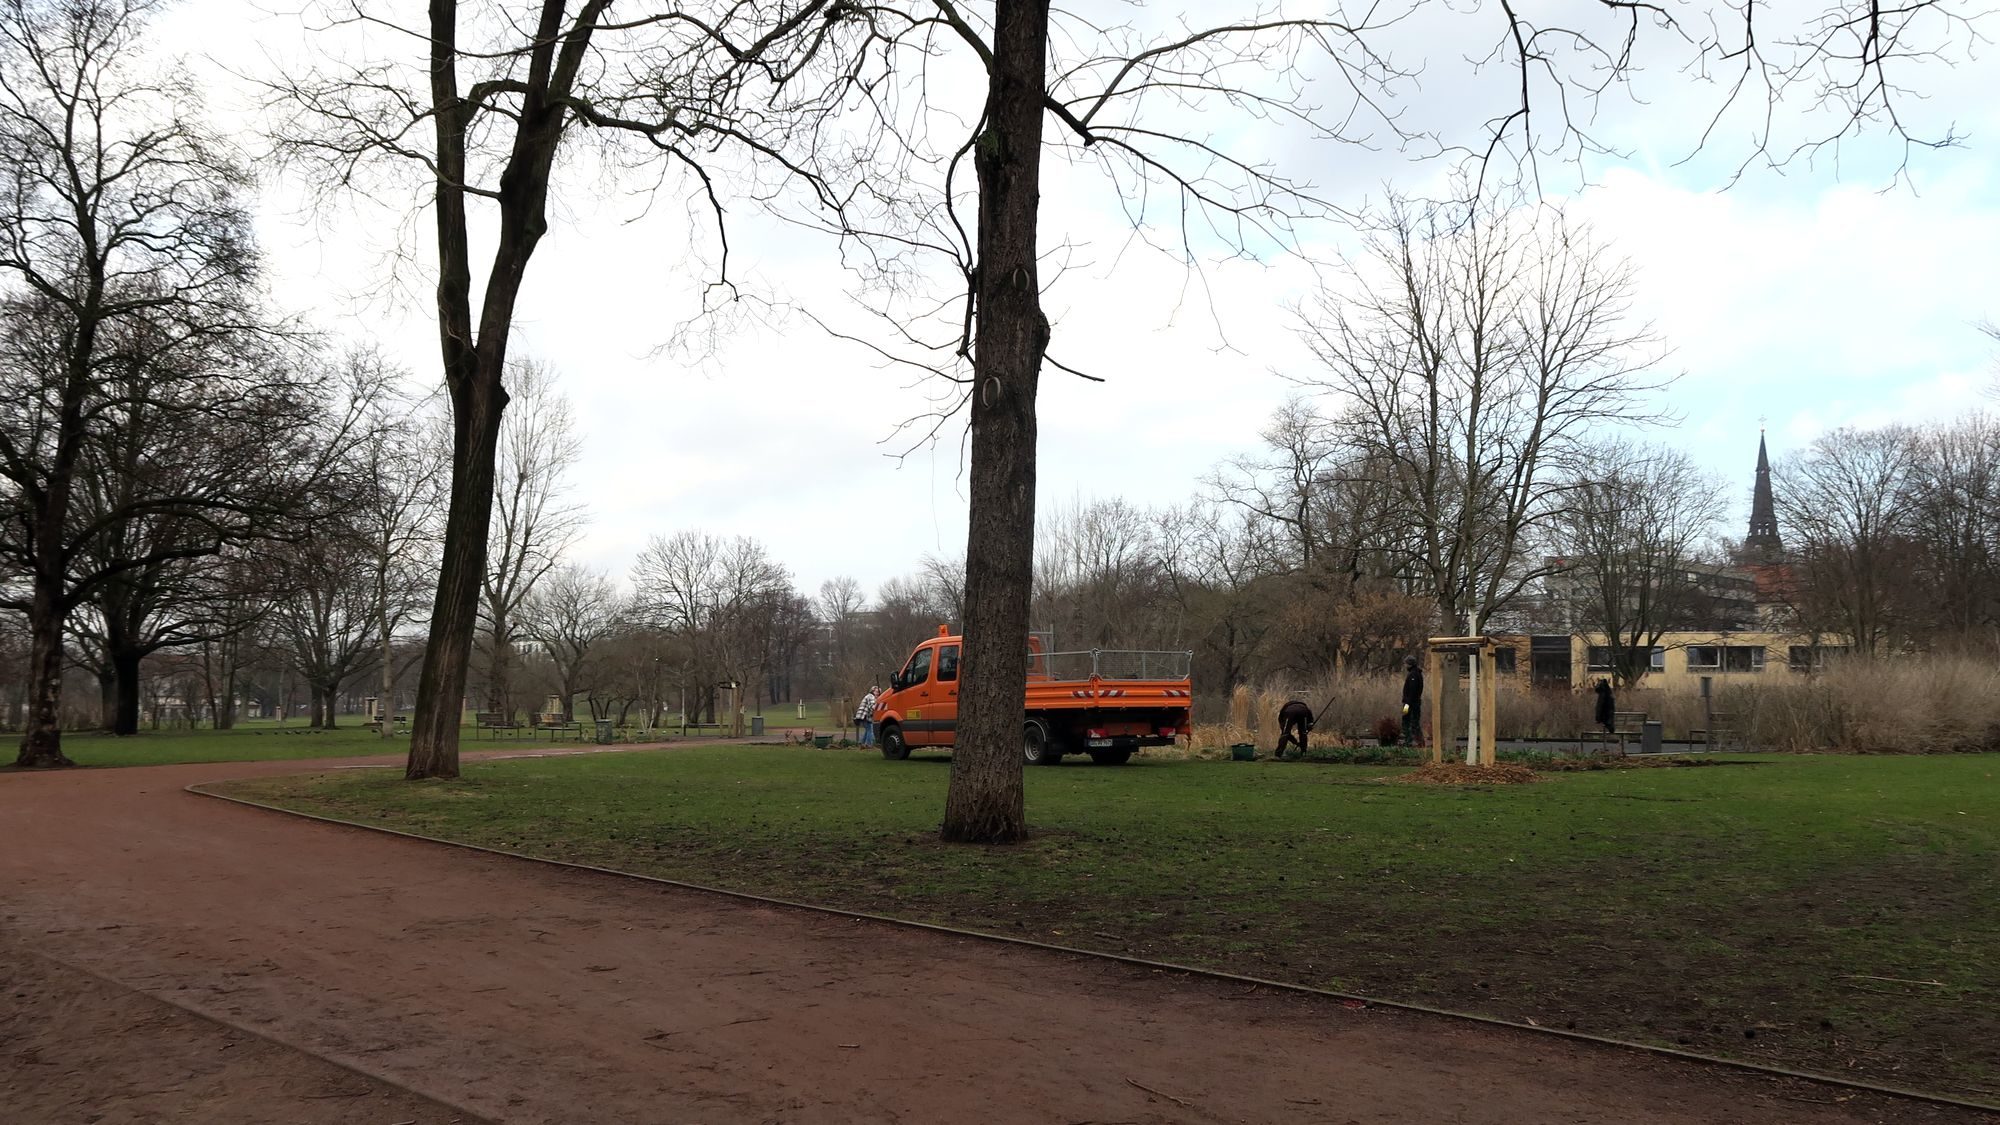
xmin=1426 ymin=636 xmax=1500 ymax=767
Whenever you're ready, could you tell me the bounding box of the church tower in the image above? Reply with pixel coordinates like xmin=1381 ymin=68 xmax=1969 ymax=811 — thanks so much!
xmin=1744 ymin=432 xmax=1782 ymax=556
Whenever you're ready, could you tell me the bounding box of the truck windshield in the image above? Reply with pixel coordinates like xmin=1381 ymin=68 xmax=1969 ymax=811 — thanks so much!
xmin=901 ymin=647 xmax=933 ymax=687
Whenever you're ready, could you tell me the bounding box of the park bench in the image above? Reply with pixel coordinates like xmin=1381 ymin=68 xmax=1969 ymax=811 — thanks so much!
xmin=1583 ymin=710 xmax=1647 ymax=754
xmin=534 ymin=712 xmax=585 ymax=741
xmin=1690 ymin=711 xmax=1742 ymax=751
xmin=474 ymin=711 xmax=522 ymax=739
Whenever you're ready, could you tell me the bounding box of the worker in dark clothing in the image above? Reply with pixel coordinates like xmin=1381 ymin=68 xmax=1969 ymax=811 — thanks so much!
xmin=1275 ymin=699 xmax=1314 ymax=760
xmin=1400 ymin=656 xmax=1424 ymax=747
xmin=1594 ymin=678 xmax=1616 ymax=735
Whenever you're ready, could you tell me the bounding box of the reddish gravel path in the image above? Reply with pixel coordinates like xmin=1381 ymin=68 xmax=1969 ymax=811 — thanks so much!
xmin=1 ymin=749 xmax=1989 ymax=1125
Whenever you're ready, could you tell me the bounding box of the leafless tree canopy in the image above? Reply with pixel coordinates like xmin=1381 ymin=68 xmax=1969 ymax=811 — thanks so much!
xmin=1295 ymin=190 xmax=1672 ymax=635
xmin=479 ymin=357 xmax=583 ymax=723
xmin=1548 ymin=445 xmax=1729 ymax=686
xmin=0 ymin=0 xmax=339 ymax=765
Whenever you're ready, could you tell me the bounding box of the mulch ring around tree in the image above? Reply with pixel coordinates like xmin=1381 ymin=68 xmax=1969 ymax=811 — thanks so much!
xmin=1388 ymin=763 xmax=1540 ymax=785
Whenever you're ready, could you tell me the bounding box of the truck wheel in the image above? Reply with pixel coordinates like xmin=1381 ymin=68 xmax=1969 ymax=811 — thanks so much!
xmin=1088 ymin=749 xmax=1132 ymax=766
xmin=879 ymin=724 xmax=910 ymax=760
xmin=1023 ymin=721 xmax=1063 ymax=766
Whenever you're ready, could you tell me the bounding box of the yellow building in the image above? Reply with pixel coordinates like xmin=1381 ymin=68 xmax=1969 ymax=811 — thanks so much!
xmin=1487 ymin=632 xmax=1850 ymax=690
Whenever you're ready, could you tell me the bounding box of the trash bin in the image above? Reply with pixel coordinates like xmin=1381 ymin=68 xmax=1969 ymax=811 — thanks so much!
xmin=1641 ymin=720 xmax=1663 ymax=755
xmin=1230 ymin=743 xmax=1257 ymax=761
xmin=594 ymin=720 xmax=613 ymax=745
xmin=750 ymin=715 xmax=765 ymax=737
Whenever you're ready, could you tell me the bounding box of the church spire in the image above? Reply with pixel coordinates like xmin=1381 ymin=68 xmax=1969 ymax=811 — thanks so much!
xmin=1745 ymin=430 xmax=1782 ymax=556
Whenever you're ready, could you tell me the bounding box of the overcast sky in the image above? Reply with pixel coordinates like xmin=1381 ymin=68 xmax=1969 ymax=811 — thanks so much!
xmin=156 ymin=1 xmax=2000 ymax=598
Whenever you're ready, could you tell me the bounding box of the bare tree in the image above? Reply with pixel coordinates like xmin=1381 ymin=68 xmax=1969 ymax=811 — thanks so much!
xmin=631 ymin=531 xmax=791 ymax=732
xmin=1549 ymin=445 xmax=1727 ymax=687
xmin=479 ymin=358 xmax=582 ymax=725
xmin=1299 ymin=193 xmax=1671 ymax=635
xmin=1778 ymin=426 xmax=1921 ymax=656
xmin=817 ymin=574 xmax=865 ymax=658
xmin=352 ymin=363 xmax=447 ymax=739
xmin=268 ymin=0 xmax=878 ymax=779
xmin=1905 ymin=414 xmax=2000 ymax=646
xmin=1034 ymin=496 xmax=1164 ymax=650
xmin=0 ymin=0 xmax=333 ymax=766
xmin=520 ymin=564 xmax=620 ymax=721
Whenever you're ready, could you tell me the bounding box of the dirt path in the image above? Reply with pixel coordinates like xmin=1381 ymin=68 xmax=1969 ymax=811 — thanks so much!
xmin=1 ymin=750 xmax=1989 ymax=1125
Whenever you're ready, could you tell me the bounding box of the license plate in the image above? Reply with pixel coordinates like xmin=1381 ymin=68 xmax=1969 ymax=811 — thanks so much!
xmin=1087 ymin=739 xmax=1113 ymax=747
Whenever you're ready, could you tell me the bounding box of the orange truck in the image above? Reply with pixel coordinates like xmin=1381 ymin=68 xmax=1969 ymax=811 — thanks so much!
xmin=873 ymin=627 xmax=1193 ymax=765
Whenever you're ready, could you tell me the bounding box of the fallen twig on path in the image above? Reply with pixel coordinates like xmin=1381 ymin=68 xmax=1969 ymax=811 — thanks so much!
xmin=1125 ymin=1078 xmax=1193 ymax=1108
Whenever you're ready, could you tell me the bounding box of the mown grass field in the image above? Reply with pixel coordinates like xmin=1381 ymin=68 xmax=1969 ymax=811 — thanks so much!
xmin=217 ymin=747 xmax=2000 ymax=1099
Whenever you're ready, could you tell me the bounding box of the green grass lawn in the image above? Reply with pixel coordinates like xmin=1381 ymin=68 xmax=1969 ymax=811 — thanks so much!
xmin=215 ymin=748 xmax=2000 ymax=1099
xmin=30 ymin=720 xmax=593 ymax=769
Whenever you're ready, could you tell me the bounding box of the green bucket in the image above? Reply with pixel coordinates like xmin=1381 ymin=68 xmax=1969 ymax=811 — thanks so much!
xmin=1230 ymin=743 xmax=1256 ymax=761
xmin=813 ymin=735 xmax=833 ymax=749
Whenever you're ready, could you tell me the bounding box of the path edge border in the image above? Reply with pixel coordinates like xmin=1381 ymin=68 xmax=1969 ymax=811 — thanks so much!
xmin=186 ymin=781 xmax=2000 ymax=1117
xmin=15 ymin=942 xmax=495 ymax=1124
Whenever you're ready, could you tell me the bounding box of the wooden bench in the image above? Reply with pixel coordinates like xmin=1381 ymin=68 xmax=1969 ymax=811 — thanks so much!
xmin=1583 ymin=711 xmax=1647 ymax=754
xmin=474 ymin=711 xmax=522 ymax=739
xmin=1690 ymin=711 xmax=1741 ymax=751
xmin=534 ymin=713 xmax=585 ymax=741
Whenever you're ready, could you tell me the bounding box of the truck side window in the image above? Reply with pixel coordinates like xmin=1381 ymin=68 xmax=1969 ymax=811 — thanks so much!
xmin=937 ymin=645 xmax=960 ymax=682
xmin=903 ymin=647 xmax=933 ymax=687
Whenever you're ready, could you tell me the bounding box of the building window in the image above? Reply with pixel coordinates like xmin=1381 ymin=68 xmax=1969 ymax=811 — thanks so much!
xmin=1495 ymin=647 xmax=1517 ymax=675
xmin=1723 ymin=645 xmax=1765 ymax=673
xmin=1686 ymin=645 xmax=1720 ymax=670
xmin=1650 ymin=647 xmax=1666 ymax=672
xmin=1586 ymin=645 xmax=1614 ymax=671
xmin=1789 ymin=645 xmax=1848 ymax=672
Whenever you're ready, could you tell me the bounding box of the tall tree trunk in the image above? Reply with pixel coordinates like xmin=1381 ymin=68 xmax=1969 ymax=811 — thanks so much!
xmin=200 ymin=640 xmax=221 ymax=730
xmin=940 ymin=0 xmax=1050 ymax=844
xmin=112 ymin=649 xmax=142 ymax=736
xmin=219 ymin=636 xmax=238 ymax=730
xmin=17 ymin=575 xmax=73 ymax=768
xmin=321 ymin=686 xmax=339 ymax=729
xmin=409 ymin=376 xmax=505 ymax=777
xmin=307 ymin=689 xmax=325 ymax=729
xmin=97 ymin=665 xmax=116 ymax=732
xmin=380 ymin=600 xmax=397 ymax=740
xmin=485 ymin=623 xmax=513 ymax=719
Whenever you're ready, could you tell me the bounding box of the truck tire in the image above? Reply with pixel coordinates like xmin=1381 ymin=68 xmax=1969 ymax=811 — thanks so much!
xmin=879 ymin=723 xmax=910 ymax=760
xmin=1088 ymin=749 xmax=1133 ymax=766
xmin=1023 ymin=720 xmax=1063 ymax=766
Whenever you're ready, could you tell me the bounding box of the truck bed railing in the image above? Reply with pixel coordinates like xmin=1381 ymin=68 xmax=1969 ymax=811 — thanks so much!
xmin=1030 ymin=649 xmax=1193 ymax=682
